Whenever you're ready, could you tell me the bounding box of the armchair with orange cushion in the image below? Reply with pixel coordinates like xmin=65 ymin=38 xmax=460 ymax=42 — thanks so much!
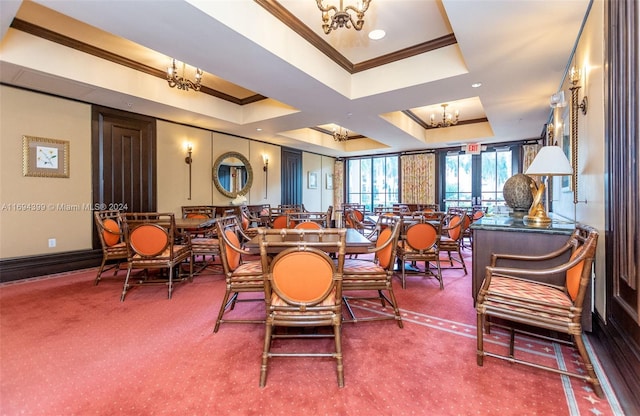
xmin=120 ymin=213 xmax=192 ymax=301
xmin=476 ymin=224 xmax=603 ymax=397
xmin=342 ymin=215 xmax=403 ymax=327
xmin=94 ymin=210 xmax=128 ymax=285
xmin=396 ymin=216 xmax=443 ymax=289
xmin=438 ymin=213 xmax=467 ymax=274
xmin=213 ymin=215 xmax=265 ymax=333
xmin=257 ymin=228 xmax=346 ymax=387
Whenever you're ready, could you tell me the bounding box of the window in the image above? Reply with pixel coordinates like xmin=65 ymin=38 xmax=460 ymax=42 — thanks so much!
xmin=444 ymin=152 xmax=472 ymax=210
xmin=441 ymin=146 xmax=514 ymax=212
xmin=347 ymin=156 xmax=399 ymax=211
xmin=481 ymin=149 xmax=512 ymax=208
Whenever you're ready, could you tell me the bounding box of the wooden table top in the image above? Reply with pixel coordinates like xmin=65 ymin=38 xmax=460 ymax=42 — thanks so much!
xmin=244 ymin=228 xmax=372 ymax=255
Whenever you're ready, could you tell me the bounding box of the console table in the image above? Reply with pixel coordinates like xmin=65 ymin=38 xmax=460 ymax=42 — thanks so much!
xmin=470 ymin=214 xmax=592 ymax=331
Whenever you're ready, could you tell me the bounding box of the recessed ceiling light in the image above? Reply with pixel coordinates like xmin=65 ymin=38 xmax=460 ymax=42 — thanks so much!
xmin=256 ymin=128 xmax=262 ymax=131
xmin=472 ymin=82 xmax=482 ymax=88
xmin=368 ymin=29 xmax=386 ymax=40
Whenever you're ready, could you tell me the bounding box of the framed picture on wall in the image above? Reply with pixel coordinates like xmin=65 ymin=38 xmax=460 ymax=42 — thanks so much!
xmin=22 ymin=136 xmax=70 ymax=178
xmin=326 ymin=173 xmax=333 ymax=190
xmin=308 ymin=171 xmax=318 ymax=189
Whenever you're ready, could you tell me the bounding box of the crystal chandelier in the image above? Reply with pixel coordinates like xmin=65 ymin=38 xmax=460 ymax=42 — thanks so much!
xmin=316 ymin=0 xmax=372 ymax=35
xmin=429 ymin=104 xmax=460 ymax=128
xmin=167 ymin=59 xmax=203 ymax=91
xmin=333 ymin=127 xmax=349 ymax=142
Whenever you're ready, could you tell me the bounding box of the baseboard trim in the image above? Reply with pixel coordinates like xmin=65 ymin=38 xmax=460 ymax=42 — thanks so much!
xmin=590 ymin=314 xmax=640 ymax=415
xmin=0 ymin=250 xmax=102 ymax=283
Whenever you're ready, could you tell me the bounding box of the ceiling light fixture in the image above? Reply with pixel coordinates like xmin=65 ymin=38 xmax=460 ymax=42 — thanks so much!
xmin=368 ymin=29 xmax=386 ymax=40
xmin=316 ymin=0 xmax=372 ymax=34
xmin=333 ymin=127 xmax=349 ymax=142
xmin=429 ymin=104 xmax=460 ymax=128
xmin=167 ymin=59 xmax=203 ymax=91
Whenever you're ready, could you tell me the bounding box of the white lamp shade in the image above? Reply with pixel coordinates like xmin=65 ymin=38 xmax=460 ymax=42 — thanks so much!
xmin=525 ymin=146 xmax=572 ymax=176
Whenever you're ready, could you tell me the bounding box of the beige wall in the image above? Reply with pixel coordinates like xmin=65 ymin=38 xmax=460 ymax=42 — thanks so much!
xmin=0 ymin=86 xmax=92 ymax=258
xmin=551 ymin=1 xmax=607 ymax=316
xmin=302 ymin=153 xmax=336 ymax=213
xmin=0 ymin=86 xmax=335 ymax=260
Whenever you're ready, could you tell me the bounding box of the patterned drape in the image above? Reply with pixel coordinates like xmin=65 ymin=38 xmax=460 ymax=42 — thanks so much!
xmin=522 ymin=144 xmax=541 ymax=174
xmin=400 ymin=153 xmax=436 ymax=204
xmin=333 ymin=160 xmax=344 ymax=210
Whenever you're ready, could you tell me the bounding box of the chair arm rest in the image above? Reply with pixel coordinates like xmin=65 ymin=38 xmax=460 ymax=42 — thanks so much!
xmin=489 ymin=242 xmax=573 ymax=266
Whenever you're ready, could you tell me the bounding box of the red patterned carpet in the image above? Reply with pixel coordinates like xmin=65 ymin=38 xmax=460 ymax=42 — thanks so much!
xmin=0 ymin=251 xmax=624 ymax=415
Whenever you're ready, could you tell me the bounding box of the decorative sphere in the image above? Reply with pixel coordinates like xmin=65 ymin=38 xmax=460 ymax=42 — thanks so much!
xmin=503 ymin=174 xmax=534 ymax=212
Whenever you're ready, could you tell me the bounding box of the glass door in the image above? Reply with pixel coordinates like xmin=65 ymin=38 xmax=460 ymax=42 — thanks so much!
xmin=441 ymin=147 xmax=514 ymax=212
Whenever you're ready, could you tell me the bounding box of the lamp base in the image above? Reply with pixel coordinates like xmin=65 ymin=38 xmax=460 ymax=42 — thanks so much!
xmin=522 ymin=214 xmax=552 ymax=227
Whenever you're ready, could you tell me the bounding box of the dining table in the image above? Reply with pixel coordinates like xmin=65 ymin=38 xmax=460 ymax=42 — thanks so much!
xmin=243 ymin=228 xmax=373 ymax=255
xmin=174 ymin=217 xmax=217 ymax=232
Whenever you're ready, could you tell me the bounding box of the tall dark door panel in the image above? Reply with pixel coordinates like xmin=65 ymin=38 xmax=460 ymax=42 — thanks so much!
xmin=92 ymin=106 xmax=156 ymax=246
xmin=280 ymin=147 xmax=302 ymax=205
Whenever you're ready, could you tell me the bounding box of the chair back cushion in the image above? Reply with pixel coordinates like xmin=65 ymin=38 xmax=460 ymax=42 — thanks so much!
xmin=272 ymin=215 xmax=289 ymax=229
xmin=448 ymin=215 xmax=463 ymax=240
xmin=130 ymin=225 xmax=169 ymax=256
xmin=241 ymin=213 xmax=250 ymax=230
xmin=272 ymin=251 xmax=333 ymax=303
xmin=473 ymin=210 xmax=485 ymax=220
xmin=376 ymin=228 xmax=394 ymax=269
xmin=186 ymin=213 xmax=208 ymax=219
xmin=102 ymin=219 xmax=120 ymax=246
xmin=566 ymin=247 xmax=585 ymax=301
xmin=353 ymin=209 xmax=365 ymax=222
xmin=295 ymin=221 xmax=322 ymax=230
xmin=406 ymin=223 xmax=437 ymax=250
xmin=224 ymin=229 xmax=242 ymax=271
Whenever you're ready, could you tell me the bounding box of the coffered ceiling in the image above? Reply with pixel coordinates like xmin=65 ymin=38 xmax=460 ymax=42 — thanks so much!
xmin=0 ymin=0 xmax=590 ymax=157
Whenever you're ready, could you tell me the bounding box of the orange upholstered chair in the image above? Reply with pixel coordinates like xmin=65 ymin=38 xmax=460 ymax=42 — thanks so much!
xmin=120 ymin=213 xmax=192 ymax=301
xmin=476 ymin=224 xmax=603 ymax=397
xmin=94 ymin=210 xmax=128 ymax=285
xmin=396 ymin=220 xmax=443 ymax=289
xmin=342 ymin=215 xmax=403 ymax=327
xmin=213 ymin=216 xmax=264 ymax=333
xmin=258 ymin=228 xmax=346 ymax=387
xmin=438 ymin=213 xmax=467 ymax=274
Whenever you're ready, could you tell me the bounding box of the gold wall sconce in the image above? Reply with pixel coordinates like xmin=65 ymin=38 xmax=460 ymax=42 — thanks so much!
xmin=569 ymin=66 xmax=587 ymax=203
xmin=569 ymin=67 xmax=588 ymax=115
xmin=263 ymin=154 xmax=269 ymax=199
xmin=185 ymin=143 xmax=193 ymax=200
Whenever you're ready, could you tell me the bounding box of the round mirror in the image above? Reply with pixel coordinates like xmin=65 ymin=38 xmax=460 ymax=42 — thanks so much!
xmin=212 ymin=151 xmax=253 ymax=198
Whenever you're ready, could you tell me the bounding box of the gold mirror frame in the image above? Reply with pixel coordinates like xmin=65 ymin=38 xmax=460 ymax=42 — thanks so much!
xmin=212 ymin=151 xmax=253 ymax=198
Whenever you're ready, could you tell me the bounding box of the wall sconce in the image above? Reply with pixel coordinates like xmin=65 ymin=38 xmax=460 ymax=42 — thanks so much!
xmin=262 ymin=154 xmax=269 ymax=199
xmin=569 ymin=67 xmax=588 ymax=115
xmin=569 ymin=66 xmax=586 ymax=203
xmin=185 ymin=143 xmax=193 ymax=200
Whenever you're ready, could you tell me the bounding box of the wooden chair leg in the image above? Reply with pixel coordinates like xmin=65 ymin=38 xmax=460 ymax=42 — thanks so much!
xmin=573 ymin=333 xmax=604 ymax=398
xmin=259 ymin=319 xmax=273 ymax=387
xmin=476 ymin=311 xmax=485 ymax=366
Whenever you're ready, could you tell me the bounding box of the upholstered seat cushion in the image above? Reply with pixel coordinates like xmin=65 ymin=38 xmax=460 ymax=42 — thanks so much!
xmin=270 ymin=290 xmax=337 ymax=315
xmin=481 ymin=275 xmax=575 ymax=323
xmin=342 ymin=259 xmax=384 ymax=274
xmin=232 ymin=260 xmax=263 ymax=275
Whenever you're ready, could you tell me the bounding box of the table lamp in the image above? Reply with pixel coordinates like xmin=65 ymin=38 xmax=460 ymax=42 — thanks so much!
xmin=523 ymin=145 xmax=572 ymax=225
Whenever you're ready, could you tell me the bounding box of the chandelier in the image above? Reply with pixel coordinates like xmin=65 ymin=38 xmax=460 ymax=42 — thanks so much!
xmin=333 ymin=127 xmax=349 ymax=142
xmin=167 ymin=59 xmax=203 ymax=91
xmin=316 ymin=0 xmax=372 ymax=35
xmin=429 ymin=104 xmax=460 ymax=128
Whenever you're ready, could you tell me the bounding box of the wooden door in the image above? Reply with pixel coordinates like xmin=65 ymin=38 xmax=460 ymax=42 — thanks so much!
xmin=91 ymin=106 xmax=156 ymax=246
xmin=280 ymin=147 xmax=302 ymax=205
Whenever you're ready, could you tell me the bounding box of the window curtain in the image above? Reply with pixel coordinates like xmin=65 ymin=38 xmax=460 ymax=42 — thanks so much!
xmin=522 ymin=144 xmax=541 ymax=173
xmin=333 ymin=160 xmax=344 ymax=210
xmin=400 ymin=153 xmax=436 ymax=204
